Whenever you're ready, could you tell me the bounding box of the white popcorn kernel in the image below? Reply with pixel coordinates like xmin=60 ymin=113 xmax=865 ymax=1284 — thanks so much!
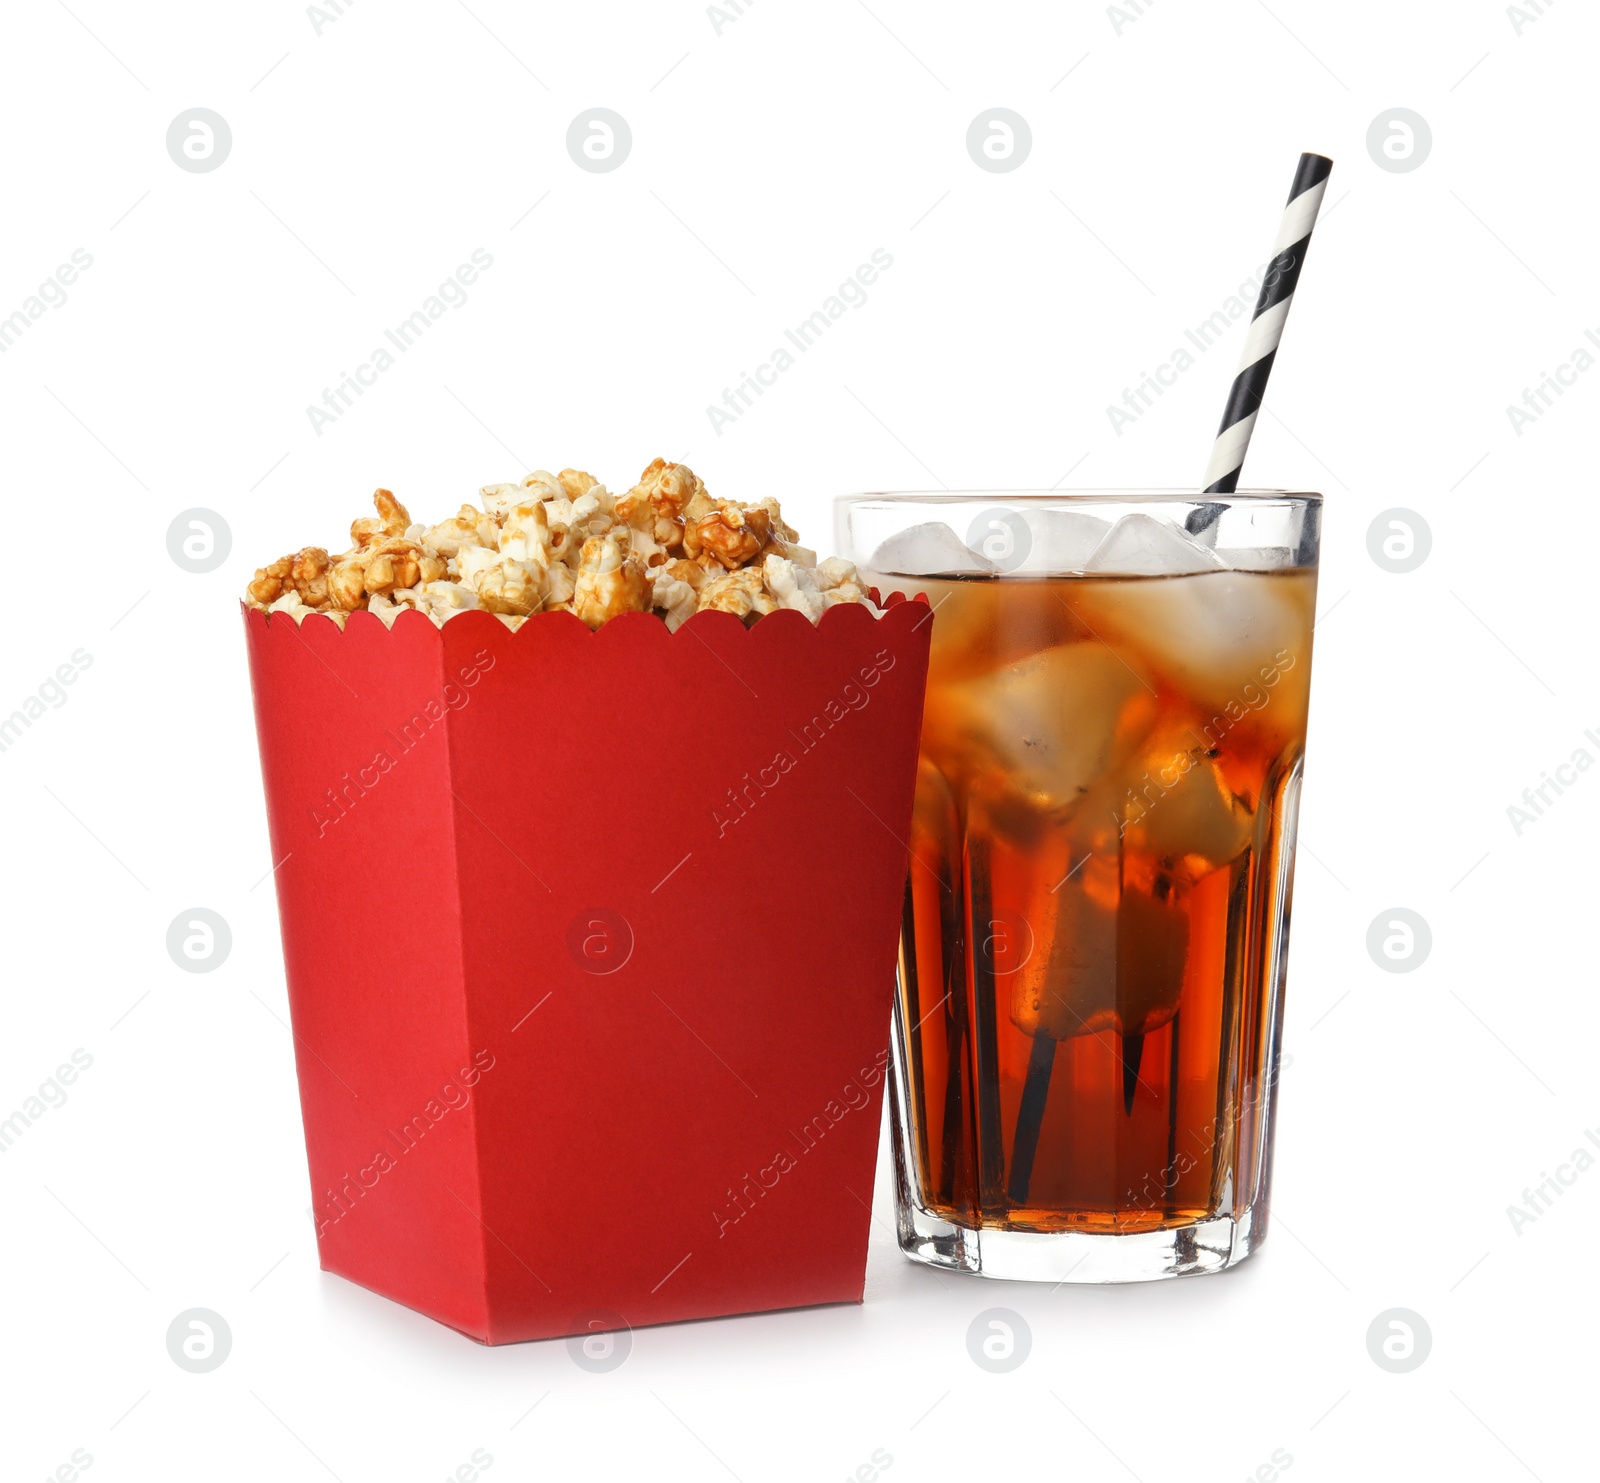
xmin=546 ymin=561 xmax=576 ymax=605
xmin=366 ymin=592 xmax=403 ymax=628
xmin=521 ymin=469 xmax=565 ymax=501
xmin=417 ymin=580 xmax=480 ymax=622
xmin=814 ymin=556 xmax=860 ymax=591
xmin=769 ymin=538 xmax=818 ymax=567
xmin=457 ymin=545 xmax=545 ymax=616
xmin=499 ymin=501 xmax=554 ymax=566
xmin=763 ymin=553 xmax=826 ymax=621
xmin=480 ymin=482 xmax=526 ymax=518
xmin=649 ymin=568 xmax=699 ymax=631
xmin=569 ymin=490 xmax=615 ymax=543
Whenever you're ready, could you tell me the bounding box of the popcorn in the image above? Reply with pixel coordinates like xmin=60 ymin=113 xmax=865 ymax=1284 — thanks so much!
xmin=627 ymin=458 xmax=704 ymax=521
xmin=365 ymin=592 xmax=404 ymax=628
xmin=349 ymin=488 xmax=412 ymax=548
xmin=480 ymin=483 xmax=528 ymax=518
xmin=556 ymin=467 xmax=600 ymax=500
xmin=815 ymin=556 xmax=870 ymax=607
xmin=546 ymin=560 xmax=577 ymax=607
xmin=699 ymin=565 xmax=777 ymax=620
xmin=660 ymin=557 xmax=709 ymax=591
xmin=247 ymin=546 xmax=332 ymax=607
xmin=763 ymin=553 xmax=826 ymax=621
xmin=498 ymin=501 xmax=553 ymax=565
xmin=247 ymin=460 xmax=876 ymax=631
xmin=648 ymin=565 xmax=699 ymax=633
xmin=540 ymin=497 xmax=578 ymax=563
xmin=412 ymin=580 xmax=480 ymax=622
xmin=423 ymin=504 xmax=497 ymax=557
xmin=572 ymin=530 xmax=650 ymax=627
xmin=568 ymin=490 xmax=616 ymax=548
xmin=684 ymin=502 xmax=770 ymax=571
xmin=755 ymin=496 xmax=798 ymax=543
xmin=328 ymin=537 xmax=443 ymax=610
xmin=266 ymin=589 xmax=309 ymax=619
xmin=457 ymin=545 xmax=544 ymax=616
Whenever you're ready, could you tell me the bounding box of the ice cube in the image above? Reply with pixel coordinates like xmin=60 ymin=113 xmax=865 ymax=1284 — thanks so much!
xmin=1009 ymin=863 xmax=1121 ymax=1039
xmin=1087 ymin=723 xmax=1254 ymax=873
xmin=1070 ymin=569 xmax=1316 ymax=742
xmin=1019 ymin=509 xmax=1112 ymax=574
xmin=1005 ymin=859 xmax=1187 ymax=1041
xmin=920 ymin=641 xmax=1157 ymax=817
xmin=865 ymin=521 xmax=995 ymax=577
xmin=1212 ymin=545 xmax=1297 ymax=571
xmin=1084 ymin=514 xmax=1228 ymax=576
xmin=889 ymin=576 xmax=1080 ymax=683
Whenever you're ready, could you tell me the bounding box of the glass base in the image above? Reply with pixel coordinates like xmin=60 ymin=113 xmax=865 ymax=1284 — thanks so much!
xmin=896 ymin=1200 xmax=1264 ymax=1283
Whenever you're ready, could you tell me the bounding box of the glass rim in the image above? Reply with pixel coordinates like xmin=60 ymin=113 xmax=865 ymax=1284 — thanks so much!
xmin=836 ymin=488 xmax=1322 ymax=505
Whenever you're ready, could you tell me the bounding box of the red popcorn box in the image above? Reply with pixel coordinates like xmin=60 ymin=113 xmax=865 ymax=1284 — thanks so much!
xmin=242 ymin=596 xmax=931 ymax=1345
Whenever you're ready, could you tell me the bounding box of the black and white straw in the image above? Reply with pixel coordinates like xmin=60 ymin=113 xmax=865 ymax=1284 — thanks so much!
xmin=1201 ymin=152 xmax=1333 ymax=495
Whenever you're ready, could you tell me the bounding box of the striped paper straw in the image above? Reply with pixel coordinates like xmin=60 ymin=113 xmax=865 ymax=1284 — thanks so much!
xmin=1201 ymin=152 xmax=1333 ymax=494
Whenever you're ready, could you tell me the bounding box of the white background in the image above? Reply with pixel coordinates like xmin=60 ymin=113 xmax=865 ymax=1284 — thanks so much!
xmin=1 ymin=1 xmax=1593 ymax=1479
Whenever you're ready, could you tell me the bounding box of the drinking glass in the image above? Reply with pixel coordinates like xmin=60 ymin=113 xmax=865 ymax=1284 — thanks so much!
xmin=837 ymin=491 xmax=1320 ymax=1281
